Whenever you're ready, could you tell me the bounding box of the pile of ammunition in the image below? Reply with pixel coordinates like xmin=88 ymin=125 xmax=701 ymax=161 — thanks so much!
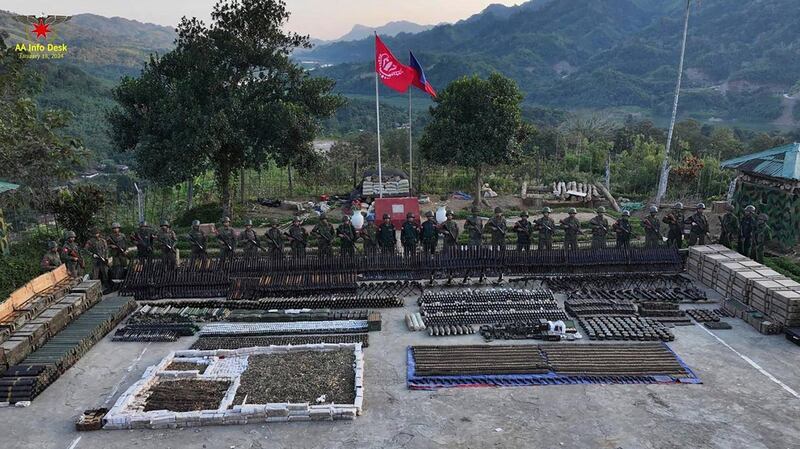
xmin=418 ymin=289 xmax=567 ymax=326
xmin=0 ymin=296 xmax=136 ymax=404
xmin=564 ymin=298 xmax=637 ymax=317
xmin=637 ymin=302 xmax=692 ymax=326
xmin=427 ymin=324 xmax=475 ymax=337
xmin=411 ymin=345 xmax=550 ymax=376
xmin=190 ymin=334 xmax=369 ymax=350
xmin=479 ymin=321 xmax=560 ymax=341
xmin=685 ymin=309 xmax=721 ymax=323
xmin=230 ymin=272 xmax=358 ymax=299
xmin=578 ymin=316 xmax=674 ymax=341
xmin=113 ymin=323 xmax=199 ymax=342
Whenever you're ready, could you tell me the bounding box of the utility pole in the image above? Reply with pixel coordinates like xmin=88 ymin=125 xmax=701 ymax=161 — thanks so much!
xmin=655 ymin=0 xmax=692 ymax=206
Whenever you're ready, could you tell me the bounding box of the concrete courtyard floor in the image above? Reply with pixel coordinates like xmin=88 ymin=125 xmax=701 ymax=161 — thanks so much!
xmin=2 ymin=285 xmax=800 ymax=449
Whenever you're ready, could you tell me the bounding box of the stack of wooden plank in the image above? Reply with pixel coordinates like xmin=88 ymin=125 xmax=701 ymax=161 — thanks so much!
xmin=686 ymin=245 xmax=800 ymax=333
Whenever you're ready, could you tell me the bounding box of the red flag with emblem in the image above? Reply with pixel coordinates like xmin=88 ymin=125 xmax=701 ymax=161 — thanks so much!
xmin=375 ymin=34 xmax=414 ymax=93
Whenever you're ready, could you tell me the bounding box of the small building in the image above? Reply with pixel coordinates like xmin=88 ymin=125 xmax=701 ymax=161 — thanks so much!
xmin=721 ymin=143 xmax=800 ymax=249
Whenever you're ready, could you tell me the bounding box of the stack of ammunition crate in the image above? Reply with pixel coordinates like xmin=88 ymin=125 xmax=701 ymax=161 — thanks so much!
xmin=0 ymin=280 xmax=102 ymax=370
xmin=686 ymin=245 xmax=800 ymax=334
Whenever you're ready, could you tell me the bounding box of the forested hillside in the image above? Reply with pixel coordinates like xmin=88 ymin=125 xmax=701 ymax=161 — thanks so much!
xmin=305 ymin=0 xmax=800 ymax=124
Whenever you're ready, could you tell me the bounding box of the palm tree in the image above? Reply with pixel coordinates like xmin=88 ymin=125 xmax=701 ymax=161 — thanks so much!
xmin=655 ymin=0 xmax=693 ymax=206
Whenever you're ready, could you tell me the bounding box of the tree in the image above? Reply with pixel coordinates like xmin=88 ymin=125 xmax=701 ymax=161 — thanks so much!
xmin=108 ymin=0 xmax=343 ymax=216
xmin=0 ymin=32 xmax=84 ymax=208
xmin=48 ymin=185 xmax=110 ymax=243
xmin=419 ymin=73 xmax=527 ymax=205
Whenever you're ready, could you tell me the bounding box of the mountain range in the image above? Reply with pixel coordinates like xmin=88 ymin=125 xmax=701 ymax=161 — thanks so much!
xmin=305 ymin=0 xmax=800 ymax=127
xmin=1 ymin=0 xmax=799 ymax=163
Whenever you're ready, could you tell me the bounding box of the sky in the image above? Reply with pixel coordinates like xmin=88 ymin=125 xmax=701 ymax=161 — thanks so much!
xmin=3 ymin=0 xmax=522 ymax=40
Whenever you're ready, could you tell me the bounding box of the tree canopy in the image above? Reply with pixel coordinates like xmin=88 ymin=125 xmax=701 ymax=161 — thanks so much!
xmin=0 ymin=32 xmax=84 ymax=207
xmin=108 ymin=0 xmax=344 ymax=215
xmin=420 ymin=73 xmax=528 ymax=204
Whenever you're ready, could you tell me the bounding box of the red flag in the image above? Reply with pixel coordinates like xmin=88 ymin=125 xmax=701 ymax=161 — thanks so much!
xmin=375 ymin=35 xmax=414 ymax=93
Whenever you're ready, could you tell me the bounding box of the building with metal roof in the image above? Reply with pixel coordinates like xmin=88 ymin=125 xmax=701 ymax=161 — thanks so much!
xmin=721 ymin=143 xmax=800 ymax=181
xmin=721 ymin=143 xmax=800 ymax=250
xmin=0 ymin=181 xmax=20 ymax=195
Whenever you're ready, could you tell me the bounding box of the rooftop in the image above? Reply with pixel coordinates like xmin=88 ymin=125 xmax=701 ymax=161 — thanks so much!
xmin=721 ymin=142 xmax=800 ymax=181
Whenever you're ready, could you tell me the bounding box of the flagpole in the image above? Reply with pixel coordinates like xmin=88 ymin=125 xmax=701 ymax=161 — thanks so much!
xmin=408 ymin=87 xmax=413 ymax=195
xmin=374 ymin=36 xmax=383 ymax=199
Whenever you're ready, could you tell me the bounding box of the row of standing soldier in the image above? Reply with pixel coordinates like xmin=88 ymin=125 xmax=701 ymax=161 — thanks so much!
xmin=42 ymin=202 xmax=774 ymax=280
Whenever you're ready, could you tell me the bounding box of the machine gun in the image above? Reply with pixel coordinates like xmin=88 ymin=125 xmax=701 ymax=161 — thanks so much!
xmin=187 ymin=233 xmax=206 ymax=253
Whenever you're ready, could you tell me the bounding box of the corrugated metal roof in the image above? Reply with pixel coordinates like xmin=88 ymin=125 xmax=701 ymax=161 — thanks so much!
xmin=721 ymin=143 xmax=800 ymax=181
xmin=0 ymin=181 xmax=20 ymax=194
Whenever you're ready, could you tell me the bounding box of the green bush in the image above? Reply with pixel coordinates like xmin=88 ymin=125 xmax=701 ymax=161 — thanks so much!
xmin=0 ymin=229 xmax=61 ymax=302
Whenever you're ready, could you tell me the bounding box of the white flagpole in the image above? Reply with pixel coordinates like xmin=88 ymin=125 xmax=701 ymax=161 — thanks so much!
xmin=408 ymin=87 xmax=413 ymax=195
xmin=375 ymin=45 xmax=383 ymax=199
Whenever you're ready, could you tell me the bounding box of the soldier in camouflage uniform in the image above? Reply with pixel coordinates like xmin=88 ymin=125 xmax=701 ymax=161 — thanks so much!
xmin=751 ymin=213 xmax=772 ymax=263
xmin=464 ymin=206 xmax=483 ymax=247
xmin=400 ymin=213 xmax=420 ymax=257
xmin=133 ymin=221 xmax=154 ymax=259
xmin=187 ymin=220 xmax=207 ymax=260
xmin=534 ymin=207 xmax=556 ymax=250
xmin=337 ymin=215 xmax=358 ymax=258
xmin=718 ymin=203 xmax=739 ymax=250
xmin=85 ymin=228 xmax=110 ymax=288
xmin=685 ymin=203 xmax=709 ymax=246
xmin=242 ymin=220 xmax=261 ymax=257
xmin=439 ymin=210 xmax=459 ymax=252
xmin=739 ymin=205 xmax=757 ymax=257
xmin=156 ymin=220 xmax=178 ymax=269
xmin=288 ymin=216 xmax=308 ymax=258
xmin=663 ymin=203 xmax=685 ymax=249
xmin=40 ymin=241 xmax=62 ymax=272
xmin=107 ymin=222 xmax=130 ymax=281
xmin=264 ymin=219 xmax=284 ymax=259
xmin=513 ymin=211 xmax=533 ymax=251
xmin=378 ymin=213 xmax=397 ymax=254
xmin=60 ymin=230 xmax=83 ymax=277
xmin=361 ymin=215 xmax=378 ymax=256
xmin=589 ymin=207 xmax=609 ymax=249
xmin=612 ymin=210 xmax=633 ymax=249
xmin=312 ymin=214 xmax=335 ymax=259
xmin=560 ymin=208 xmax=581 ymax=251
xmin=483 ymin=207 xmax=507 ymax=251
xmin=216 ymin=217 xmax=237 ymax=259
xmin=420 ymin=211 xmax=439 ymax=255
xmin=642 ymin=206 xmax=662 ymax=248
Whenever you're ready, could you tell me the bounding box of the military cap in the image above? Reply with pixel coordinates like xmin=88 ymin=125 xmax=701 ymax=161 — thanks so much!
xmin=192 ymin=219 xmax=200 ymax=226
xmin=222 ymin=216 xmax=231 ymax=223
xmin=494 ymin=207 xmax=503 ymax=214
xmin=161 ymin=220 xmax=170 ymax=227
xmin=745 ymin=205 xmax=756 ymax=212
xmin=367 ymin=215 xmax=375 ymax=222
xmin=245 ymin=219 xmax=253 ymax=226
xmin=111 ymin=222 xmax=121 ymax=229
xmin=446 ymin=210 xmax=454 ymax=216
xmin=542 ymin=207 xmax=552 ymax=214
xmin=696 ymin=203 xmax=706 ymax=210
xmin=758 ymin=213 xmax=768 ymax=221
xmin=520 ymin=211 xmax=529 ymax=217
xmin=406 ymin=212 xmax=414 ymax=219
xmin=65 ymin=230 xmax=76 ymax=239
xmin=568 ymin=208 xmax=577 ymax=214
xmin=673 ymin=202 xmax=683 ymax=210
xmin=649 ymin=205 xmax=658 ymax=214
xmin=471 ymin=206 xmax=480 ymax=213
xmin=343 ymin=214 xmax=351 ymax=220
xmin=622 ymin=210 xmax=630 ymax=217
xmin=270 ymin=219 xmax=279 ymax=226
xmin=47 ymin=240 xmax=58 ymax=249
xmin=425 ymin=211 xmax=433 ymax=218
xmin=596 ymin=206 xmax=606 ymax=214
xmin=383 ymin=213 xmax=391 ymax=220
